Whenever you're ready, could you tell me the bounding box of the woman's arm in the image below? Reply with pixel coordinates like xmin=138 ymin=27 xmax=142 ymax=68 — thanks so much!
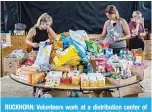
xmin=118 ymin=19 xmax=131 ymax=41
xmin=91 ymin=20 xmax=108 ymax=41
xmin=140 ymin=32 xmax=147 ymax=37
xmin=128 ymin=22 xmax=138 ymax=37
xmin=139 ymin=23 xmax=146 ymax=37
xmin=26 ymin=28 xmax=37 ymax=47
xmin=100 ymin=20 xmax=108 ymax=39
xmin=47 ymin=26 xmax=57 ymax=39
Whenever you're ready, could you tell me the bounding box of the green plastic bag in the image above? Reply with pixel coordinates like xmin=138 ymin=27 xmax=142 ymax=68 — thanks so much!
xmin=85 ymin=40 xmax=102 ymax=54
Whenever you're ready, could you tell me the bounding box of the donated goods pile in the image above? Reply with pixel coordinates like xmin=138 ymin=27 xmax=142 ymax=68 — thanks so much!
xmin=4 ymin=30 xmax=146 ymax=88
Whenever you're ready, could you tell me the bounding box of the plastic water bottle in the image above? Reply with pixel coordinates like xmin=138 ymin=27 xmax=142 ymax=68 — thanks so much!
xmin=119 ymin=50 xmax=123 ymax=57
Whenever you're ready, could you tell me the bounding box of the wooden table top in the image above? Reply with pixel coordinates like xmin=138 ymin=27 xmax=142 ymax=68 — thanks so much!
xmin=9 ymin=74 xmax=141 ymax=91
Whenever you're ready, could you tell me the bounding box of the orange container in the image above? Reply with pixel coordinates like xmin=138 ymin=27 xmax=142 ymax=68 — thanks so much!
xmin=134 ymin=50 xmax=144 ymax=61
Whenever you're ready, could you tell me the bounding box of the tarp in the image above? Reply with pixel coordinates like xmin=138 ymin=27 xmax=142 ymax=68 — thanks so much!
xmin=1 ymin=1 xmax=151 ymax=33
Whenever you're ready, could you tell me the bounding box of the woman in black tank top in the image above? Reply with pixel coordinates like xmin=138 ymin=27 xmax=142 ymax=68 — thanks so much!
xmin=26 ymin=13 xmax=57 ymax=51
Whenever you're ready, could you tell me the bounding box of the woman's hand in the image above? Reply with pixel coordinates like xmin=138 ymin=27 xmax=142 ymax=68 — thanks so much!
xmin=95 ymin=37 xmax=104 ymax=42
xmin=135 ymin=18 xmax=141 ymax=24
xmin=47 ymin=26 xmax=57 ymax=39
xmin=132 ymin=29 xmax=138 ymax=36
xmin=31 ymin=43 xmax=39 ymax=48
xmin=113 ymin=36 xmax=121 ymax=41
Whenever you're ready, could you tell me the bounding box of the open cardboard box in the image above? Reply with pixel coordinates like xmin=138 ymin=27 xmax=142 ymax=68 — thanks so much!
xmin=131 ymin=66 xmax=144 ymax=81
xmin=106 ymin=74 xmax=137 ymax=86
xmin=111 ymin=84 xmax=144 ymax=97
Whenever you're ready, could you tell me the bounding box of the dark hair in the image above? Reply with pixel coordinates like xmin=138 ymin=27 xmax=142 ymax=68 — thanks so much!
xmin=105 ymin=5 xmax=120 ymax=19
xmin=105 ymin=5 xmax=117 ymax=14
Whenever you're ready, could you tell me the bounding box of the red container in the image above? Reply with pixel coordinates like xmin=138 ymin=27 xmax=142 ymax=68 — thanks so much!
xmin=97 ymin=42 xmax=109 ymax=49
xmin=101 ymin=43 xmax=109 ymax=48
xmin=60 ymin=77 xmax=72 ymax=84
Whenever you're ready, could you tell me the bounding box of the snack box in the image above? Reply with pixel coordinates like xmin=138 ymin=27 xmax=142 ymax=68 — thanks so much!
xmin=81 ymin=75 xmax=89 ymax=87
xmin=72 ymin=76 xmax=80 ymax=86
xmin=88 ymin=75 xmax=98 ymax=87
xmin=96 ymin=75 xmax=105 ymax=87
xmin=47 ymin=71 xmax=63 ymax=79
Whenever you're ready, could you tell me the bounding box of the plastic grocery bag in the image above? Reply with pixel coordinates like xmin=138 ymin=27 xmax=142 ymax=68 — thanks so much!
xmin=34 ymin=41 xmax=52 ymax=66
xmin=53 ymin=45 xmax=78 ymax=67
xmin=85 ymin=40 xmax=102 ymax=54
xmin=61 ymin=33 xmax=88 ymax=62
xmin=70 ymin=41 xmax=86 ymax=59
xmin=67 ymin=55 xmax=82 ymax=66
xmin=61 ymin=34 xmax=72 ymax=49
xmin=69 ymin=30 xmax=88 ymax=49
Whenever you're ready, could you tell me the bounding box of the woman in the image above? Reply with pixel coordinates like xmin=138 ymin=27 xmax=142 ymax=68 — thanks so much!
xmin=98 ymin=5 xmax=131 ymax=55
xmin=128 ymin=11 xmax=146 ymax=51
xmin=26 ymin=13 xmax=57 ymax=97
xmin=26 ymin=13 xmax=57 ymax=51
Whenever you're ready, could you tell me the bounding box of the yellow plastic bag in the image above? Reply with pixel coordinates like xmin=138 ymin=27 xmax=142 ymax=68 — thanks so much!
xmin=67 ymin=55 xmax=81 ymax=66
xmin=53 ymin=46 xmax=78 ymax=67
xmin=53 ymin=41 xmax=63 ymax=49
xmin=50 ymin=50 xmax=57 ymax=62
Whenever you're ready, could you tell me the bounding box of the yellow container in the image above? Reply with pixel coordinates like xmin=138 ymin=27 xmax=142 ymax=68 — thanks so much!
xmin=97 ymin=75 xmax=105 ymax=87
xmin=89 ymin=76 xmax=98 ymax=87
xmin=81 ymin=76 xmax=89 ymax=87
xmin=72 ymin=76 xmax=80 ymax=86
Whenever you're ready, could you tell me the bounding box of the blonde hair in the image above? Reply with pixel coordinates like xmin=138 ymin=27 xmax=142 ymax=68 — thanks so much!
xmin=35 ymin=13 xmax=53 ymax=27
xmin=105 ymin=5 xmax=120 ymax=19
xmin=132 ymin=11 xmax=142 ymax=18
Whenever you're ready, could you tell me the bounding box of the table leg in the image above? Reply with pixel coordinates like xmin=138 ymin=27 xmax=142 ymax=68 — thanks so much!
xmin=89 ymin=91 xmax=103 ymax=97
xmin=89 ymin=90 xmax=113 ymax=97
xmin=33 ymin=87 xmax=36 ymax=97
xmin=67 ymin=90 xmax=79 ymax=97
xmin=118 ymin=88 xmax=122 ymax=98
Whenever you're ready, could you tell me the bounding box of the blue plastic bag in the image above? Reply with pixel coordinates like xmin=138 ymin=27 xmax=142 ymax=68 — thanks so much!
xmin=61 ymin=34 xmax=72 ymax=49
xmin=61 ymin=33 xmax=88 ymax=62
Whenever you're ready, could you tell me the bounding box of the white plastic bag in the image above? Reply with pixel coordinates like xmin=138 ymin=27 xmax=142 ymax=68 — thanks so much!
xmin=34 ymin=41 xmax=52 ymax=66
xmin=69 ymin=30 xmax=88 ymax=49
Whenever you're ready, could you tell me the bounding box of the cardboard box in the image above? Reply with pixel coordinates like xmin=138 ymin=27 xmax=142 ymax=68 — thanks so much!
xmin=111 ymin=84 xmax=144 ymax=97
xmin=45 ymin=78 xmax=60 ymax=87
xmin=3 ymin=57 xmax=22 ymax=73
xmin=81 ymin=75 xmax=90 ymax=87
xmin=106 ymin=75 xmax=137 ymax=86
xmin=131 ymin=67 xmax=144 ymax=80
xmin=144 ymin=40 xmax=152 ymax=60
xmin=89 ymin=84 xmax=143 ymax=97
xmin=47 ymin=71 xmax=63 ymax=78
xmin=0 ymin=33 xmax=11 ymax=47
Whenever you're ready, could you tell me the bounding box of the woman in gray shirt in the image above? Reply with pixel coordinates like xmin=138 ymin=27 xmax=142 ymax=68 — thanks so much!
xmin=99 ymin=5 xmax=131 ymax=55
